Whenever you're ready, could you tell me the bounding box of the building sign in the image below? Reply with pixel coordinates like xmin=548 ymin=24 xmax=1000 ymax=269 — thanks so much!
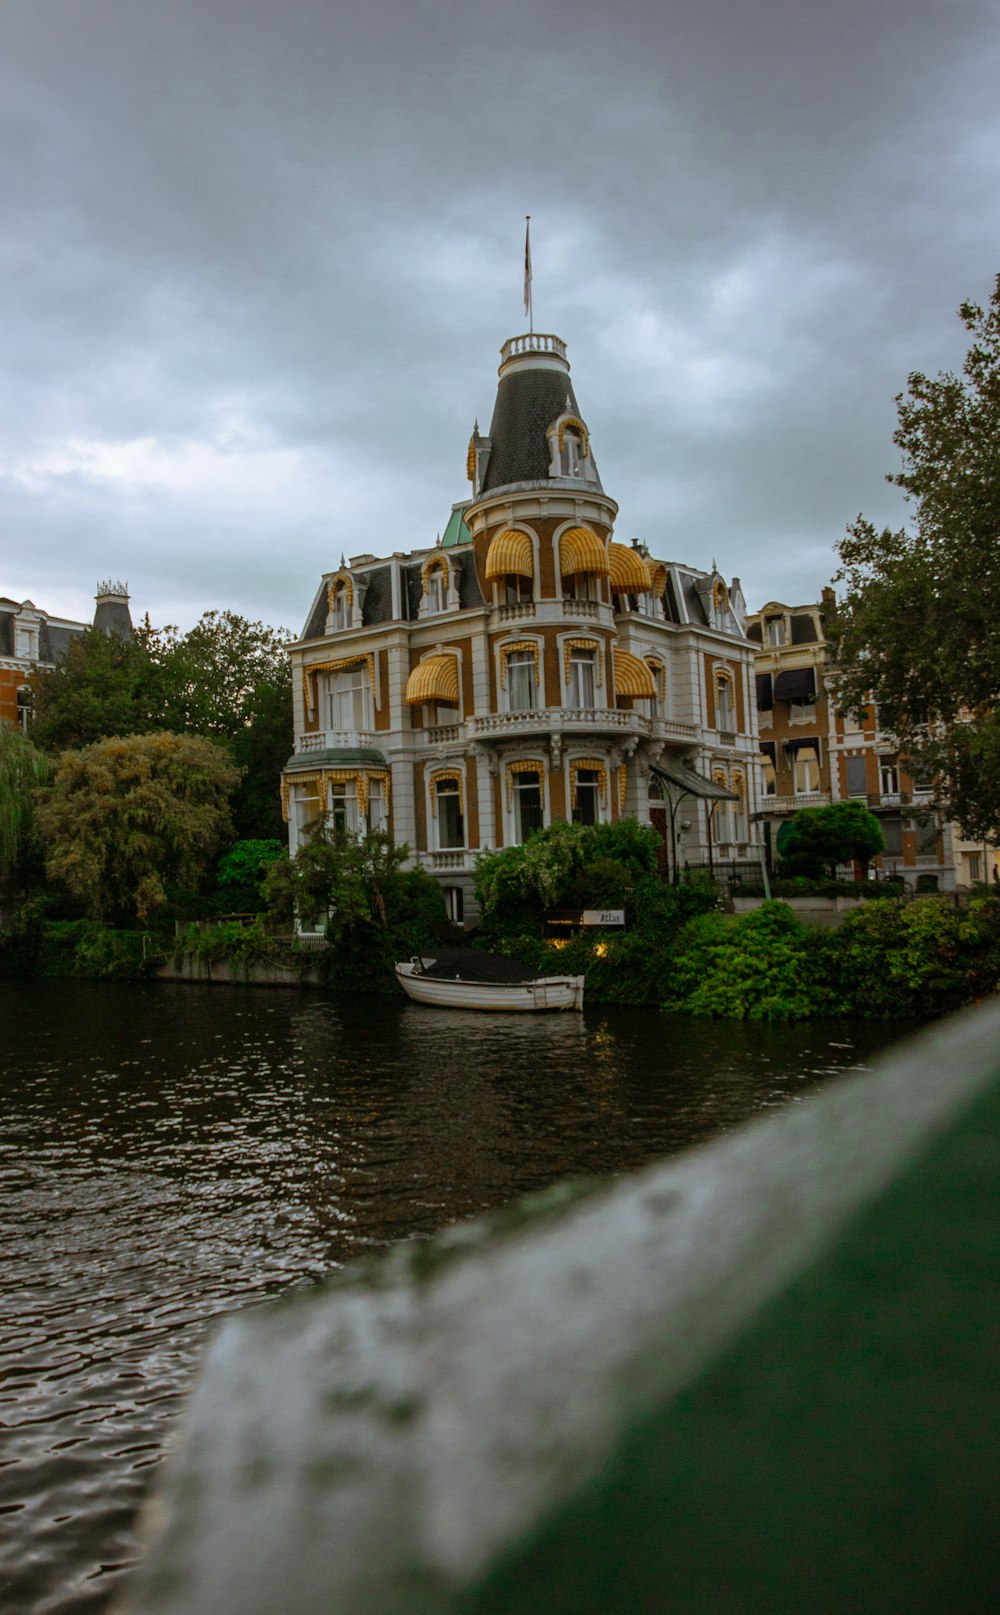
xmin=581 ymin=909 xmax=625 ymax=928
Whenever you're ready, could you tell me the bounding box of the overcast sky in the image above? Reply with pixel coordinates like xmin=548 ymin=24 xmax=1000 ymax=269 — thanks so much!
xmin=2 ymin=0 xmax=999 ymax=636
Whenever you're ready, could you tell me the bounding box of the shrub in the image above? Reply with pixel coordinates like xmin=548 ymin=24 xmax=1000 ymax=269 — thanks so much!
xmin=664 ymin=901 xmax=837 ymax=1021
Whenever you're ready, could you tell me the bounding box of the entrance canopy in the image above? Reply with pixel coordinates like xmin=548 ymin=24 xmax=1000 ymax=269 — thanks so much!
xmin=649 ymin=761 xmax=738 ymax=802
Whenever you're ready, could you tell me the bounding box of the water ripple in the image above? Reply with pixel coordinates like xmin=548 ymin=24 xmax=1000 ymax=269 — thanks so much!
xmin=0 ymin=979 xmax=906 ymax=1614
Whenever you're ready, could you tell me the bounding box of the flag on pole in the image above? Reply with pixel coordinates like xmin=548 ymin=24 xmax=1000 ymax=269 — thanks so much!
xmin=523 ymin=215 xmax=532 ymax=328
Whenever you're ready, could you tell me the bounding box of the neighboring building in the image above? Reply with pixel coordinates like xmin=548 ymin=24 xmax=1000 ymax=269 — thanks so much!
xmin=748 ymin=593 xmax=969 ymax=890
xmin=282 ymin=330 xmax=761 ymax=925
xmin=0 ymin=581 xmax=133 ymax=731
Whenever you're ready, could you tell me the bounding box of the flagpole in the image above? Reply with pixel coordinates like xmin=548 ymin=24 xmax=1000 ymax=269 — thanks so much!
xmin=523 ymin=214 xmax=533 ymax=334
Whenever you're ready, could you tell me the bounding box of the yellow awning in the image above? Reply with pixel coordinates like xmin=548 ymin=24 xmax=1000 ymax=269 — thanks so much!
xmin=484 ymin=527 xmax=534 ymax=581
xmin=559 ymin=526 xmax=610 ymax=578
xmin=609 ymin=543 xmax=652 ymax=593
xmin=646 ymin=559 xmax=668 ymax=593
xmin=405 ymin=655 xmax=460 ymax=705
xmin=613 ymin=647 xmax=657 ymax=699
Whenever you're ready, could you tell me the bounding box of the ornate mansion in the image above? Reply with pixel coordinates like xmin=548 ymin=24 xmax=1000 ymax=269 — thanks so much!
xmin=282 ymin=330 xmax=761 ymax=924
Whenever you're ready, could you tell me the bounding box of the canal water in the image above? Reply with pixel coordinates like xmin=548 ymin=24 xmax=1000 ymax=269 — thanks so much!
xmin=1 ymin=979 xmax=911 ymax=1615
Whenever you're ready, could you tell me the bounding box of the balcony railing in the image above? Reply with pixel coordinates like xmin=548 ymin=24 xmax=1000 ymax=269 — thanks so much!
xmin=296 ymin=729 xmax=376 ymax=754
xmin=470 ymin=707 xmax=642 ymax=739
xmin=426 ymin=725 xmax=463 ymax=745
xmin=496 ymin=602 xmax=536 ymax=622
xmin=561 ymin=599 xmax=601 ymax=618
xmin=426 ymin=850 xmax=474 ymax=872
xmin=500 ymin=332 xmax=567 ymax=363
xmin=761 ymin=793 xmax=831 ymax=813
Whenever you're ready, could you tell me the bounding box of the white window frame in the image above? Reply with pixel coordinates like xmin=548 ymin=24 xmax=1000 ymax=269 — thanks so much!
xmin=326 ymin=668 xmax=372 ymax=733
xmin=435 ymin=778 xmax=465 ymax=851
xmin=567 ymin=649 xmax=596 ymax=709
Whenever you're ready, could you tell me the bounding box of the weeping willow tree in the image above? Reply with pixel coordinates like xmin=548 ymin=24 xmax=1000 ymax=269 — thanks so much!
xmin=0 ymin=721 xmax=50 ymax=881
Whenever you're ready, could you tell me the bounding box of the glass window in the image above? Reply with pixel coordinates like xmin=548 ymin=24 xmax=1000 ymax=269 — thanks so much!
xmin=425 ymin=569 xmax=446 ymax=612
xmin=716 ymin=677 xmax=733 ymax=728
xmin=507 ymin=651 xmax=537 ymax=713
xmin=513 ymin=772 xmax=544 ymax=843
xmin=762 ymin=760 xmax=776 ymax=797
xmin=332 ymin=587 xmax=350 ymax=630
xmin=916 ymin=817 xmax=938 ymax=856
xmin=293 ymin=783 xmax=322 ymax=844
xmin=766 ymin=618 xmax=784 ymax=647
xmin=366 ymin=778 xmax=388 ymax=835
xmin=326 ymin=668 xmax=371 ymax=732
xmin=572 ymin=769 xmax=601 ymax=827
xmin=566 ymin=572 xmax=598 ymax=602
xmin=504 ymin=576 xmax=532 ymax=605
xmin=443 ymin=886 xmax=464 ymax=924
xmin=16 ymin=686 xmax=33 ymax=733
xmin=436 ymin=780 xmax=464 ymax=849
xmin=882 ymin=816 xmax=903 ymax=856
xmin=568 ymin=650 xmax=596 ymax=708
xmin=793 ymin=747 xmax=820 ymax=794
xmin=879 ymin=755 xmax=899 ymax=796
xmin=329 ymin=780 xmax=358 ymax=835
xmin=845 ymin=755 xmax=867 ymax=798
xmin=789 ymin=699 xmax=816 ymax=723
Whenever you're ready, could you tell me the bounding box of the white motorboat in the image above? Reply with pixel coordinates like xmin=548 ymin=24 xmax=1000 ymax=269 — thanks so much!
xmin=395 ymin=955 xmax=584 ymax=1012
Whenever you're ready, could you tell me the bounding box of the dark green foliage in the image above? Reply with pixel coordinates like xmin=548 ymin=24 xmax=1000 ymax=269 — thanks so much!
xmin=36 ymin=732 xmax=240 ymax=924
xmin=0 ymin=914 xmax=163 ymax=979
xmin=661 ymin=896 xmax=1000 ymax=1022
xmin=0 ymin=722 xmax=50 ymax=882
xmin=217 ymin=839 xmax=287 ymax=891
xmin=822 ymin=897 xmax=1000 ymax=1020
xmin=31 ymin=611 xmax=293 ymax=844
xmin=263 ymin=829 xmax=447 ymax=993
xmin=832 ymin=276 xmax=1000 ymax=841
xmin=664 ymin=902 xmax=836 ymax=1022
xmin=779 ymin=802 xmax=885 ymax=879
xmin=474 ymin=820 xmax=662 ymax=943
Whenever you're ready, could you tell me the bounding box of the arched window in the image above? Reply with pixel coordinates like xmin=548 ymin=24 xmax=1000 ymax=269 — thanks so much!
xmin=715 ymin=670 xmax=734 ymax=730
xmin=421 ymin=555 xmax=449 ymax=615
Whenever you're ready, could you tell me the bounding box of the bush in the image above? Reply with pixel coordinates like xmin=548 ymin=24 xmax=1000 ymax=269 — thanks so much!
xmin=663 ymin=901 xmax=836 ymax=1022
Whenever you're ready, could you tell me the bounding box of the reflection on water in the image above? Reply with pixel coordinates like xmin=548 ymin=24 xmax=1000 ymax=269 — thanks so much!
xmin=0 ymin=980 xmax=909 ymax=1614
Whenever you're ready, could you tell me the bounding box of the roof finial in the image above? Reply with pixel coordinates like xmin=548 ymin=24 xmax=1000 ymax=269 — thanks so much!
xmin=340 ymin=553 xmax=346 ymax=569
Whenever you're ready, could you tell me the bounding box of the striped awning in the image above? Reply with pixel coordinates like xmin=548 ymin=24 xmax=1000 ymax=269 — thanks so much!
xmin=405 ymin=655 xmax=460 ymax=705
xmin=613 ymin=647 xmax=657 ymax=699
xmin=646 ymin=559 xmax=668 ymax=594
xmin=559 ymin=526 xmax=610 ymax=578
xmin=609 ymin=543 xmax=651 ymax=593
xmin=485 ymin=528 xmax=533 ymax=581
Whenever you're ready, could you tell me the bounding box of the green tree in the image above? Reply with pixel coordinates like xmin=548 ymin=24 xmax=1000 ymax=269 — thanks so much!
xmin=36 ymin=732 xmax=240 ymax=924
xmin=0 ymin=722 xmax=50 ymax=882
xmin=30 ymin=624 xmax=169 ymax=751
xmin=264 ymin=828 xmax=446 ymax=990
xmin=832 ymin=274 xmax=1000 ymax=841
xmin=779 ymin=801 xmax=885 ymax=879
xmin=31 ymin=610 xmax=292 ymax=840
xmin=473 ymin=819 xmax=661 ymax=942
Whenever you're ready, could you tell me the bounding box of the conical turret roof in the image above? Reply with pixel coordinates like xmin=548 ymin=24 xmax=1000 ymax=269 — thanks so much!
xmin=479 ymin=333 xmax=603 ymax=495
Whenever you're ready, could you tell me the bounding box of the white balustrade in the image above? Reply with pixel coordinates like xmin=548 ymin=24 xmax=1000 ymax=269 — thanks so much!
xmin=295 ymin=730 xmax=377 ymax=754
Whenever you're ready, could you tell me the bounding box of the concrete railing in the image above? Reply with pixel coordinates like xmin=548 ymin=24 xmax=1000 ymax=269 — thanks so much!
xmin=119 ymin=1000 xmax=1000 ymax=1615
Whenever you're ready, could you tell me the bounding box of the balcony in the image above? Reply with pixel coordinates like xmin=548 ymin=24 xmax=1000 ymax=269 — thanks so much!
xmin=296 ymin=729 xmax=376 ymax=755
xmin=761 ymin=793 xmax=831 ymax=814
xmin=496 ymin=602 xmax=536 ymax=623
xmin=426 ymin=724 xmax=463 ymax=746
xmin=426 ymin=850 xmax=475 ymax=872
xmin=562 ymin=599 xmax=601 ymax=619
xmin=470 ymin=707 xmax=643 ymax=741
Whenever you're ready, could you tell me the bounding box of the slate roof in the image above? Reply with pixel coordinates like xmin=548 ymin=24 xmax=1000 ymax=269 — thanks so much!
xmin=480 ymin=368 xmax=602 ymax=493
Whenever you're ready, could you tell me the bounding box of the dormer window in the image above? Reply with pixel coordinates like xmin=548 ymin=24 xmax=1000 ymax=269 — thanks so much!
xmin=331 ymin=584 xmax=350 ymax=630
xmin=546 ymin=414 xmax=596 ymax=483
xmin=766 ymin=618 xmax=784 ymax=647
xmin=420 ymin=555 xmax=450 ymax=616
xmin=426 ymin=569 xmax=446 ymax=613
xmin=15 ymin=625 xmax=38 ymax=660
xmin=326 ymin=571 xmax=354 ymax=632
